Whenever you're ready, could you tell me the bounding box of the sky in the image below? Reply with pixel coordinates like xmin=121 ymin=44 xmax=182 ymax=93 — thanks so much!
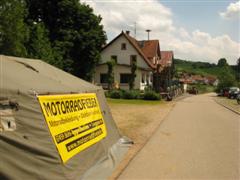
xmin=82 ymin=0 xmax=240 ymax=65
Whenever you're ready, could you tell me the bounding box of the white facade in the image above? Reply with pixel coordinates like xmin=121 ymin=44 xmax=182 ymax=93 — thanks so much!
xmin=94 ymin=34 xmax=152 ymax=90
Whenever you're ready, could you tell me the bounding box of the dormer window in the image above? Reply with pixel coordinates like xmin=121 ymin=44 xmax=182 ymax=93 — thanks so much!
xmin=121 ymin=43 xmax=126 ymax=50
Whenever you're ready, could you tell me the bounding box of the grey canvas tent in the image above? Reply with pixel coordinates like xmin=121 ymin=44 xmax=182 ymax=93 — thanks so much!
xmin=0 ymin=55 xmax=130 ymax=179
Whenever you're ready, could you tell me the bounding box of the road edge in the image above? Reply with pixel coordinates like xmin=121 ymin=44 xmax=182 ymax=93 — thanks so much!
xmin=213 ymin=98 xmax=240 ymax=115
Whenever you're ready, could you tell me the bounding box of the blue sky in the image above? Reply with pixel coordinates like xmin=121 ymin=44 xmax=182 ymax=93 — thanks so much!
xmin=160 ymin=0 xmax=239 ymax=42
xmin=83 ymin=0 xmax=240 ymax=64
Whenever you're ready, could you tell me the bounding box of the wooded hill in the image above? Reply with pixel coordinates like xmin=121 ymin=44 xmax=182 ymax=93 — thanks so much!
xmin=173 ymin=59 xmax=238 ymax=78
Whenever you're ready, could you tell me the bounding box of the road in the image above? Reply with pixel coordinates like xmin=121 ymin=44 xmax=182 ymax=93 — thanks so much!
xmin=118 ymin=93 xmax=240 ymax=179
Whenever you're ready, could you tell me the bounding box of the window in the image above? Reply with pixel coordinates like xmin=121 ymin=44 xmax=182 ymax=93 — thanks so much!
xmin=100 ymin=74 xmax=108 ymax=83
xmin=121 ymin=43 xmax=126 ymax=50
xmin=130 ymin=55 xmax=137 ymax=65
xmin=111 ymin=55 xmax=117 ymax=63
xmin=120 ymin=74 xmax=131 ymax=83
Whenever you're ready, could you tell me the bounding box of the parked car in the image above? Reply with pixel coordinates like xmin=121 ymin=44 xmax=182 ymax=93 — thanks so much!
xmin=187 ymin=87 xmax=198 ymax=95
xmin=217 ymin=87 xmax=229 ymax=97
xmin=228 ymin=87 xmax=240 ymax=99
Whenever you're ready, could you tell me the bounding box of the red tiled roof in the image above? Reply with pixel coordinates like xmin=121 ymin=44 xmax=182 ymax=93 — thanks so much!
xmin=123 ymin=33 xmax=155 ymax=69
xmin=159 ymin=51 xmax=173 ymax=67
xmin=138 ymin=40 xmax=160 ymax=60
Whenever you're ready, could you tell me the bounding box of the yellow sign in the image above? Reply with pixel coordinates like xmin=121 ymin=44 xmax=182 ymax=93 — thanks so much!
xmin=37 ymin=93 xmax=107 ymax=163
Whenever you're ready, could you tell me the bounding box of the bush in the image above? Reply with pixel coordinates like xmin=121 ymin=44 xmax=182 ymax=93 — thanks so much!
xmin=143 ymin=91 xmax=161 ymax=100
xmin=108 ymin=90 xmax=122 ymax=99
xmin=122 ymin=90 xmax=140 ymax=99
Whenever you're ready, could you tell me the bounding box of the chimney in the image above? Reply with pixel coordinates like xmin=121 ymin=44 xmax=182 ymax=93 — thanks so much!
xmin=146 ymin=29 xmax=151 ymax=40
xmin=126 ymin=30 xmax=130 ymax=35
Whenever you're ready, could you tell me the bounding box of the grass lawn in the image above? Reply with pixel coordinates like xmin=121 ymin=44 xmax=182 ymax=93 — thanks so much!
xmin=107 ymin=98 xmax=164 ymax=105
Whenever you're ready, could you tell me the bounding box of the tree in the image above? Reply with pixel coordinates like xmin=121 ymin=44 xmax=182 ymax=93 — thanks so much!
xmin=26 ymin=0 xmax=106 ymax=81
xmin=217 ymin=58 xmax=228 ymax=67
xmin=0 ymin=0 xmax=28 ymax=56
xmin=129 ymin=60 xmax=137 ymax=90
xmin=236 ymin=57 xmax=240 ymax=81
xmin=26 ymin=22 xmax=57 ymax=65
xmin=106 ymin=59 xmax=115 ymax=90
xmin=217 ymin=66 xmax=237 ymax=91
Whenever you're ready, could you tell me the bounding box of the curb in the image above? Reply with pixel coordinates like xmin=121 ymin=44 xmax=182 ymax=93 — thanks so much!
xmin=214 ymin=99 xmax=240 ymax=115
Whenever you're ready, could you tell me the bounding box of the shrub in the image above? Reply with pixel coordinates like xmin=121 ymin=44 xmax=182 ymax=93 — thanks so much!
xmin=108 ymin=90 xmax=122 ymax=99
xmin=143 ymin=91 xmax=161 ymax=100
xmin=122 ymin=90 xmax=140 ymax=99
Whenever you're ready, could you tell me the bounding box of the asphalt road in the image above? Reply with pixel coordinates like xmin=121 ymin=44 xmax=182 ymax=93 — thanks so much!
xmin=118 ymin=93 xmax=240 ymax=179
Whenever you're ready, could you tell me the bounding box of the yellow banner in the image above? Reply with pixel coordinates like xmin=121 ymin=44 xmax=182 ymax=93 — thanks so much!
xmin=37 ymin=93 xmax=107 ymax=163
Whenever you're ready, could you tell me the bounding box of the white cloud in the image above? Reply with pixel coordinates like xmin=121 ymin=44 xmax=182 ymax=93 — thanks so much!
xmin=220 ymin=1 xmax=240 ymax=19
xmin=82 ymin=0 xmax=240 ymax=65
xmin=82 ymin=0 xmax=174 ymax=37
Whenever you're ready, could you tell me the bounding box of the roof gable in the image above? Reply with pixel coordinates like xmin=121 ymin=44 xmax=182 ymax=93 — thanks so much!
xmin=159 ymin=51 xmax=174 ymax=67
xmin=102 ymin=31 xmax=155 ymax=69
xmin=138 ymin=40 xmax=160 ymax=60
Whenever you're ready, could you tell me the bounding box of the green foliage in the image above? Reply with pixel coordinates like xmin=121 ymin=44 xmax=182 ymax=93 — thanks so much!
xmin=107 ymin=90 xmax=122 ymax=99
xmin=174 ymin=58 xmax=235 ymax=78
xmin=27 ymin=0 xmax=106 ymax=80
xmin=129 ymin=60 xmax=137 ymax=90
xmin=106 ymin=89 xmax=161 ymax=101
xmin=106 ymin=59 xmax=116 ymax=90
xmin=0 ymin=0 xmax=106 ymax=81
xmin=26 ymin=22 xmax=60 ymax=65
xmin=122 ymin=90 xmax=140 ymax=99
xmin=143 ymin=90 xmax=161 ymax=100
xmin=217 ymin=66 xmax=237 ymax=91
xmin=0 ymin=0 xmax=28 ymax=56
xmin=236 ymin=57 xmax=240 ymax=81
xmin=217 ymin=58 xmax=228 ymax=67
xmin=188 ymin=84 xmax=215 ymax=94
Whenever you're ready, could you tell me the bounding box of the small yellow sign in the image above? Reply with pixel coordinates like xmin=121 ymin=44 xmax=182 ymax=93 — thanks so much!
xmin=37 ymin=93 xmax=107 ymax=163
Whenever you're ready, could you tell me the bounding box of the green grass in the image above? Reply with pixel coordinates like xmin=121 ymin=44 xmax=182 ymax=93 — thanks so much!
xmin=107 ymin=98 xmax=163 ymax=105
xmin=188 ymin=84 xmax=216 ymax=94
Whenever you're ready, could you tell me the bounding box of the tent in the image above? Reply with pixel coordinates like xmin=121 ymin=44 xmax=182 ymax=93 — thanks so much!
xmin=0 ymin=55 xmax=130 ymax=179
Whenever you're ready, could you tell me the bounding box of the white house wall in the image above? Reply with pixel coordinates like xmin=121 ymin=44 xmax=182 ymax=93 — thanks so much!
xmin=94 ymin=64 xmax=150 ymax=90
xmin=101 ymin=35 xmax=150 ymax=70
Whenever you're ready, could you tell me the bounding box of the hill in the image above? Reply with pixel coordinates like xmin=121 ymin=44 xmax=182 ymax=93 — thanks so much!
xmin=174 ymin=59 xmax=236 ymax=78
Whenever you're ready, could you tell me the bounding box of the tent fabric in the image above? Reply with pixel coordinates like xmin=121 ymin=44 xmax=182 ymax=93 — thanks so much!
xmin=0 ymin=55 xmax=130 ymax=180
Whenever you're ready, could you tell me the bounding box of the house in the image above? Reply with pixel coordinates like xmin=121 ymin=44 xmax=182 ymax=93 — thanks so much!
xmin=94 ymin=31 xmax=174 ymax=91
xmin=154 ymin=51 xmax=174 ymax=91
xmin=204 ymin=76 xmax=219 ymax=86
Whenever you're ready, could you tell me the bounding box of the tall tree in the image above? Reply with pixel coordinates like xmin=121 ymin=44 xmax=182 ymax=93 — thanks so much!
xmin=217 ymin=66 xmax=237 ymax=91
xmin=0 ymin=0 xmax=28 ymax=56
xmin=217 ymin=58 xmax=228 ymax=67
xmin=236 ymin=57 xmax=240 ymax=81
xmin=26 ymin=22 xmax=56 ymax=64
xmin=26 ymin=0 xmax=106 ymax=81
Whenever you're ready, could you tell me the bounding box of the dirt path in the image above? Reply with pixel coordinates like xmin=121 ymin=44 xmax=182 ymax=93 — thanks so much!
xmin=118 ymin=93 xmax=240 ymax=179
xmin=107 ymin=100 xmax=176 ymax=179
